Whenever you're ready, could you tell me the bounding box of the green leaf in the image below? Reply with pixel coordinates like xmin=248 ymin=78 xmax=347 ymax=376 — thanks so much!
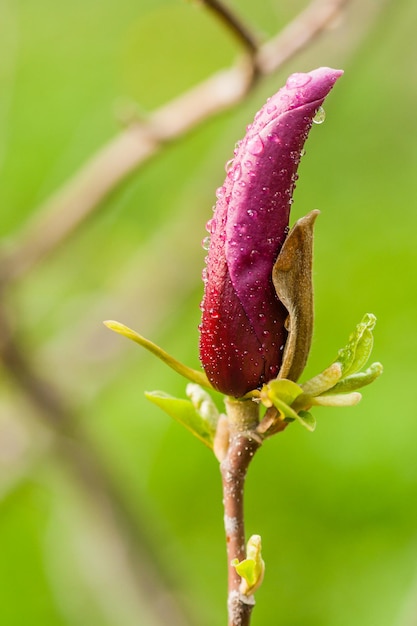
xmin=298 ymin=410 xmax=316 ymax=431
xmin=145 ymin=391 xmax=216 ymax=448
xmin=186 ymin=383 xmax=219 ymax=430
xmin=265 ymin=379 xmax=303 ymax=406
xmin=301 ymin=362 xmax=343 ymax=396
xmin=310 ymin=392 xmax=362 ymax=407
xmin=336 ymin=313 xmax=377 ymax=377
xmin=104 ymin=320 xmax=212 ymax=389
xmin=323 ymin=362 xmax=383 ymax=395
xmin=232 ymin=535 xmax=265 ymax=595
xmin=264 ymin=380 xmax=315 ymax=431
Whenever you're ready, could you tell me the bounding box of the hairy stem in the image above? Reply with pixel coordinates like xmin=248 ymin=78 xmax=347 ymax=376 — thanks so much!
xmin=221 ymin=398 xmax=262 ymax=626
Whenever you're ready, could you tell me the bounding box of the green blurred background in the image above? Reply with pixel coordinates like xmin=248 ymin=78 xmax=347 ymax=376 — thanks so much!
xmin=1 ymin=0 xmax=417 ymax=624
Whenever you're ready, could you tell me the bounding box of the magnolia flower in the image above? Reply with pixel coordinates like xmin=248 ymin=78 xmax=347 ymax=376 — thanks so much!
xmin=199 ymin=67 xmax=343 ymax=397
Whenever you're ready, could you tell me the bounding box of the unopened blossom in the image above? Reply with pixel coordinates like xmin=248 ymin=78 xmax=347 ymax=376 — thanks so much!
xmin=199 ymin=67 xmax=343 ymax=397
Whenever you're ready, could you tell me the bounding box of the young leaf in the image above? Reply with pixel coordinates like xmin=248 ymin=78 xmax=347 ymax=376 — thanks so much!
xmin=323 ymin=362 xmax=383 ymax=395
xmin=186 ymin=383 xmax=219 ymax=431
xmin=145 ymin=391 xmax=216 ymax=448
xmin=298 ymin=410 xmax=316 ymax=431
xmin=263 ymin=380 xmax=314 ymax=431
xmin=310 ymin=392 xmax=362 ymax=407
xmin=301 ymin=362 xmax=343 ymax=396
xmin=104 ymin=320 xmax=212 ymax=389
xmin=232 ymin=534 xmax=265 ymax=596
xmin=336 ymin=313 xmax=376 ymax=377
xmin=263 ymin=379 xmax=303 ymax=407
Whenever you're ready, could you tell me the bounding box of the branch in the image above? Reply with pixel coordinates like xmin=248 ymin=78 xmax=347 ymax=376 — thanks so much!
xmin=257 ymin=0 xmax=350 ymax=74
xmin=0 ymin=0 xmax=351 ymax=284
xmin=201 ymin=0 xmax=260 ymax=58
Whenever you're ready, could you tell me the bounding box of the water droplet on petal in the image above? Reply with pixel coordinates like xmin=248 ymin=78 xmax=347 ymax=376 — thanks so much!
xmin=313 ymin=106 xmax=326 ymax=125
xmin=269 ymin=364 xmax=279 ymax=377
xmin=233 ymin=163 xmax=242 ymax=181
xmin=286 ymin=72 xmax=312 ymax=89
xmin=225 ymin=158 xmax=234 ymax=173
xmin=266 ymin=104 xmax=277 ymax=114
xmin=202 ymin=236 xmax=211 ymax=250
xmin=247 ymin=135 xmax=264 ymax=156
xmin=267 ymin=132 xmax=280 ymax=144
xmin=215 ymin=186 xmax=225 ymax=199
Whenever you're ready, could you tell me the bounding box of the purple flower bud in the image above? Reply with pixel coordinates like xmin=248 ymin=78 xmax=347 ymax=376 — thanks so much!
xmin=199 ymin=67 xmax=343 ymax=397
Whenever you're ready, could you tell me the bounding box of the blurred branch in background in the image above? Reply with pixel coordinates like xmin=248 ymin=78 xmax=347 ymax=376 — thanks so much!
xmin=0 ymin=303 xmax=196 ymax=626
xmin=0 ymin=0 xmax=350 ymax=284
xmin=201 ymin=0 xmax=260 ymax=58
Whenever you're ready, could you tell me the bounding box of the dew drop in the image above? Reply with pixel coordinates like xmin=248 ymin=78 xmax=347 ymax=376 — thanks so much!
xmin=313 ymin=106 xmax=326 ymax=125
xmin=215 ymin=186 xmax=225 ymax=199
xmin=244 ymin=160 xmax=252 ymax=169
xmin=247 ymin=135 xmax=264 ymax=156
xmin=267 ymin=132 xmax=280 ymax=144
xmin=225 ymin=158 xmax=234 ymax=173
xmin=286 ymin=72 xmax=312 ymax=89
xmin=202 ymin=236 xmax=211 ymax=250
xmin=233 ymin=163 xmax=242 ymax=181
xmin=266 ymin=103 xmax=277 ymax=114
xmin=269 ymin=364 xmax=279 ymax=377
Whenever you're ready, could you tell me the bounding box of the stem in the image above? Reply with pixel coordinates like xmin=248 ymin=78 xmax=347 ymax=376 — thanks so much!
xmin=221 ymin=398 xmax=262 ymax=626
